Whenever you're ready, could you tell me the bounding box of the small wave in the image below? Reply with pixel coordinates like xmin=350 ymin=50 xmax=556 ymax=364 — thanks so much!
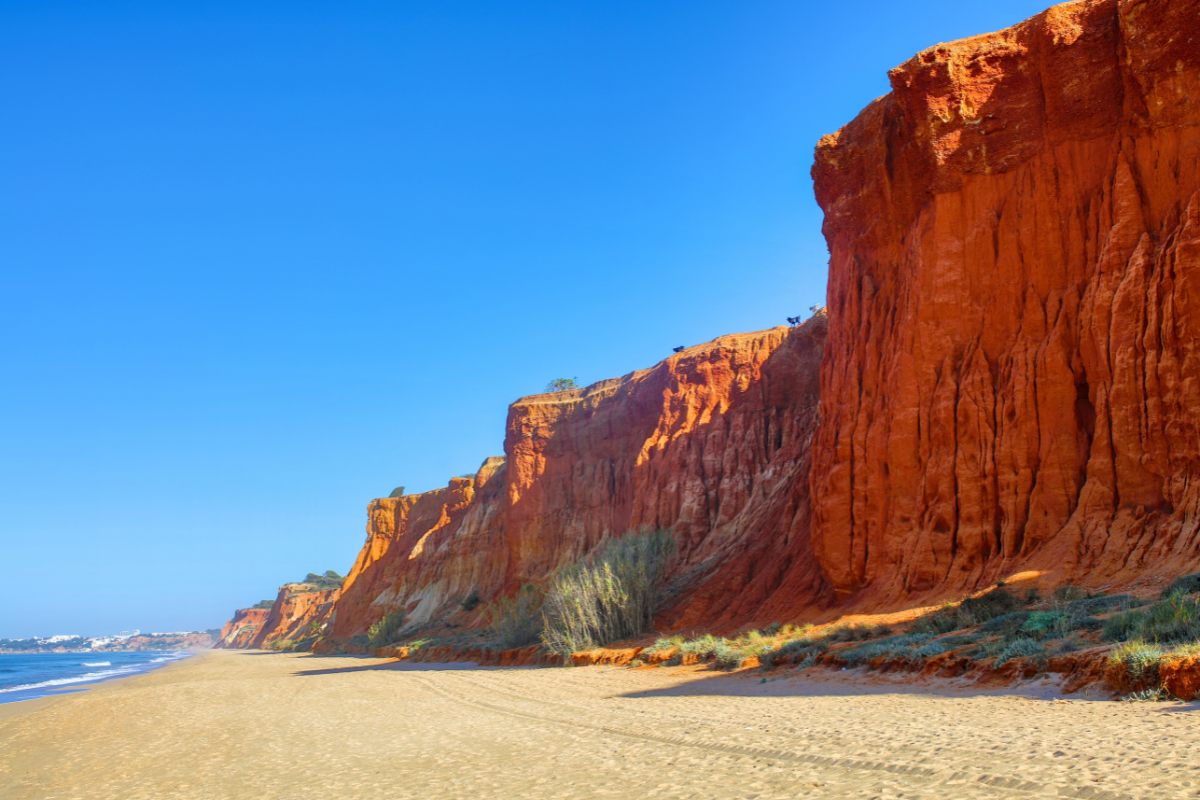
xmin=0 ymin=666 xmax=136 ymax=694
xmin=81 ymin=662 xmax=111 ymax=667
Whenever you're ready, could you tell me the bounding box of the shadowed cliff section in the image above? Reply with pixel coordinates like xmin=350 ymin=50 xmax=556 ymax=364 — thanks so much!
xmin=812 ymin=0 xmax=1200 ymax=603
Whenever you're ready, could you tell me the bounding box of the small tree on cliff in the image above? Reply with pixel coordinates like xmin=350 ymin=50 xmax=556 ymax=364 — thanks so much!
xmin=545 ymin=377 xmax=579 ymax=392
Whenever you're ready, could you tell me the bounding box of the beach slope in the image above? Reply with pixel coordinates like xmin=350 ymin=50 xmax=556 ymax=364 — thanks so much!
xmin=1 ymin=650 xmax=1198 ymax=799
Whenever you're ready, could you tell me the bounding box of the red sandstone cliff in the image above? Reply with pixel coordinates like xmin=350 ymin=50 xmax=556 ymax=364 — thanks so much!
xmin=217 ymin=608 xmax=269 ymax=649
xmin=812 ymin=0 xmax=1200 ymax=602
xmin=216 ymin=582 xmax=339 ymax=649
xmin=316 ymin=318 xmax=829 ymax=647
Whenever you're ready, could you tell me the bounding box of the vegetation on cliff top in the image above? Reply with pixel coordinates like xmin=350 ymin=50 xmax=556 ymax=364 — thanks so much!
xmin=544 ymin=377 xmax=579 ymax=392
xmin=299 ymin=571 xmax=343 ymax=591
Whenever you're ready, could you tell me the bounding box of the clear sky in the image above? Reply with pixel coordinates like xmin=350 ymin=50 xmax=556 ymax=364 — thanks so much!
xmin=1 ymin=0 xmax=1053 ymax=638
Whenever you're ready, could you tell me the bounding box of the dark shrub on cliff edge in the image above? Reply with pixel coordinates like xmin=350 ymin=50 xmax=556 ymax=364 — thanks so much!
xmin=541 ymin=528 xmax=676 ymax=661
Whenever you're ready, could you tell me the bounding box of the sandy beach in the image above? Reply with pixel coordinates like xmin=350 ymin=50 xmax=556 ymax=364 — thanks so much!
xmin=0 ymin=650 xmax=1198 ymax=799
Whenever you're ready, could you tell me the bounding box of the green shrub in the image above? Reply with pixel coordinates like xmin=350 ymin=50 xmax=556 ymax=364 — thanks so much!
xmin=826 ymin=623 xmax=892 ymax=643
xmin=1022 ymin=611 xmax=1068 ymax=640
xmin=938 ymin=634 xmax=978 ymax=648
xmin=484 ymin=584 xmax=545 ymax=649
xmin=459 ymin=589 xmax=482 ymax=612
xmin=644 ymin=635 xmax=684 ymax=655
xmin=302 ymin=571 xmax=343 ymax=591
xmin=1103 ymin=592 xmax=1200 ymax=644
xmin=388 ymin=486 xmax=406 ymax=498
xmin=1052 ymin=585 xmax=1086 ymax=604
xmin=367 ymin=610 xmax=405 ymax=648
xmin=911 ymin=604 xmax=962 ymax=635
xmin=679 ymin=633 xmax=720 ymax=657
xmin=841 ymin=633 xmax=933 ymax=668
xmin=993 ymin=637 xmax=1043 ymax=666
xmin=911 ymin=590 xmax=1019 ymax=635
xmin=1108 ymin=641 xmax=1166 ymax=685
xmin=713 ymin=641 xmax=746 ymax=670
xmin=1103 ymin=610 xmax=1143 ymax=642
xmin=912 ymin=641 xmax=949 ymax=660
xmin=979 ymin=611 xmax=1030 ymax=635
xmin=1070 ymin=594 xmax=1139 ymax=615
xmin=251 ymin=599 xmax=275 ymax=610
xmin=760 ymin=636 xmax=829 ymax=668
xmin=545 ymin=377 xmax=579 ymax=392
xmin=1162 ymin=573 xmax=1200 ymax=599
xmin=956 ymin=587 xmax=1022 ymax=627
xmin=541 ymin=529 xmax=675 ymax=660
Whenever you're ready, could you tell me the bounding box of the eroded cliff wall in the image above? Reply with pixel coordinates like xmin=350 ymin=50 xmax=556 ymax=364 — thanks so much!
xmin=216 ymin=585 xmax=339 ymax=649
xmin=217 ymin=608 xmax=268 ymax=649
xmin=318 ymin=317 xmax=829 ymax=646
xmin=812 ymin=0 xmax=1200 ymax=601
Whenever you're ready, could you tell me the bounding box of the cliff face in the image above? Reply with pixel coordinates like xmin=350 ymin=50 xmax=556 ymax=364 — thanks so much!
xmin=217 ymin=608 xmax=268 ymax=649
xmin=319 ymin=318 xmax=829 ymax=645
xmin=216 ymin=584 xmax=339 ymax=650
xmin=811 ymin=0 xmax=1200 ymax=600
xmin=328 ymin=459 xmax=509 ymax=640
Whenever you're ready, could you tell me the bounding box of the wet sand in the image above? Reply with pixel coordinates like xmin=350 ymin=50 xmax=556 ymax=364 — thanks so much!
xmin=0 ymin=649 xmax=1197 ymax=799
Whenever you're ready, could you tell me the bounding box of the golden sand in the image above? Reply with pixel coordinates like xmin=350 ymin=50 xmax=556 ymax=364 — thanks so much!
xmin=0 ymin=649 xmax=1196 ymax=799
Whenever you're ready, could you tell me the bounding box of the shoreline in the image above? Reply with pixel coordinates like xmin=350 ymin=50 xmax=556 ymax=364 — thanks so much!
xmin=0 ymin=650 xmax=207 ymax=716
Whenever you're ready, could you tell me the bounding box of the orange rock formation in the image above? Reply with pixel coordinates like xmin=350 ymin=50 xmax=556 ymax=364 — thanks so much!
xmin=313 ymin=318 xmax=829 ymax=648
xmin=216 ymin=583 xmax=339 ymax=649
xmin=812 ymin=0 xmax=1200 ymax=601
xmin=217 ymin=608 xmax=268 ymax=649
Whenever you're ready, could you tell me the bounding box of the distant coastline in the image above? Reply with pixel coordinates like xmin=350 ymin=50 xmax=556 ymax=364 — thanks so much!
xmin=0 ymin=631 xmax=217 ymax=655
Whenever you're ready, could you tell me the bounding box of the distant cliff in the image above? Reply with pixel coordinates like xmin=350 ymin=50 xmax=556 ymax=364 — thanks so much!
xmin=216 ymin=577 xmax=340 ymax=650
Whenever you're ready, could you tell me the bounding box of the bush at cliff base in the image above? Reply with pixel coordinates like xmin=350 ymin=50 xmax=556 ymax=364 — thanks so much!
xmin=483 ymin=584 xmax=545 ymax=649
xmin=368 ymin=610 xmax=405 ymax=648
xmin=541 ymin=528 xmax=675 ymax=661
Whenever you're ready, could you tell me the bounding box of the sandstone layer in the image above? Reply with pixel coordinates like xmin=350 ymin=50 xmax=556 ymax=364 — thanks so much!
xmin=812 ymin=0 xmax=1200 ymax=602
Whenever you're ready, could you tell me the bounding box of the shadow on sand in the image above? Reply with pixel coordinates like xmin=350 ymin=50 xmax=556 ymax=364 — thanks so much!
xmin=237 ymin=649 xmax=1200 ymax=709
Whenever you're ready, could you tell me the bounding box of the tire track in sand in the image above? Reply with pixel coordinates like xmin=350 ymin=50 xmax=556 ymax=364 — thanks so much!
xmin=406 ymin=671 xmax=1138 ymax=800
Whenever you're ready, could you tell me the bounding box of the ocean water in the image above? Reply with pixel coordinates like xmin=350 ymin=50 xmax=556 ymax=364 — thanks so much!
xmin=0 ymin=651 xmax=191 ymax=704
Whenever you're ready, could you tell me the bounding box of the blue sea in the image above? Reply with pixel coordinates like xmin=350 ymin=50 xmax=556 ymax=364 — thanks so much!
xmin=0 ymin=651 xmax=191 ymax=704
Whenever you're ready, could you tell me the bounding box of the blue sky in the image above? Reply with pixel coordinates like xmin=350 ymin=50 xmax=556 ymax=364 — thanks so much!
xmin=0 ymin=0 xmax=1052 ymax=637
